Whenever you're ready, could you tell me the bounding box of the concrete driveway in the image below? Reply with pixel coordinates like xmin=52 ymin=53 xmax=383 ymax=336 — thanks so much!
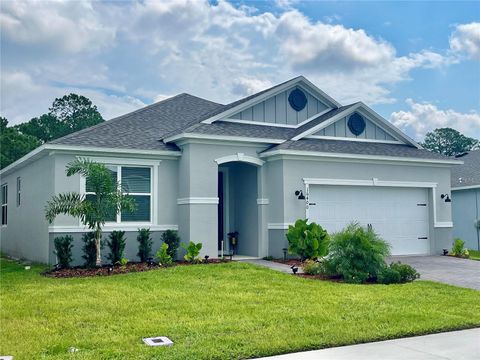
xmin=388 ymin=255 xmax=480 ymax=290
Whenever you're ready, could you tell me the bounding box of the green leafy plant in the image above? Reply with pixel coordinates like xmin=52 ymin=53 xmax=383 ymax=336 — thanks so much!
xmin=156 ymin=243 xmax=173 ymax=266
xmin=451 ymin=238 xmax=469 ymax=258
xmin=45 ymin=159 xmax=136 ymax=266
xmin=182 ymin=241 xmax=202 ymax=263
xmin=82 ymin=232 xmax=102 ymax=268
xmin=286 ymin=219 xmax=329 ymax=260
xmin=137 ymin=228 xmax=153 ymax=262
xmin=302 ymin=259 xmax=325 ymax=275
xmin=377 ymin=266 xmax=401 ymax=285
xmin=389 ymin=262 xmax=420 ymax=283
xmin=325 ymin=222 xmax=391 ymax=284
xmin=53 ymin=235 xmax=74 ymax=268
xmin=106 ymin=231 xmax=126 ymax=264
xmin=117 ymin=257 xmax=128 ymax=270
xmin=161 ymin=230 xmax=180 ymax=260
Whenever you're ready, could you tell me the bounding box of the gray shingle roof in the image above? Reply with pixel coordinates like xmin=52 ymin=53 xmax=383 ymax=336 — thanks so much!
xmin=451 ymin=150 xmax=480 ymax=188
xmin=50 ymin=93 xmax=224 ymax=151
xmin=262 ymin=138 xmax=455 ymax=160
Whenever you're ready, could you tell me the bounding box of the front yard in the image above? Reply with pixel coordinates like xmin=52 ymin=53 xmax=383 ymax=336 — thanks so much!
xmin=1 ymin=257 xmax=479 ymax=360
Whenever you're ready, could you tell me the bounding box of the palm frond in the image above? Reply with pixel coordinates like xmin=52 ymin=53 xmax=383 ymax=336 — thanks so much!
xmin=45 ymin=192 xmax=84 ymax=223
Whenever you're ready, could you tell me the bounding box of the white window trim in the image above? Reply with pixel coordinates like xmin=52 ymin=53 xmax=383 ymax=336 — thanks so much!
xmin=16 ymin=177 xmax=21 ymax=207
xmin=1 ymin=183 xmax=7 ymax=227
xmin=79 ymin=158 xmax=159 ymax=227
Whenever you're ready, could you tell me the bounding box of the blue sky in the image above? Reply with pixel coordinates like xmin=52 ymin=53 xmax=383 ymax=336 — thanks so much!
xmin=1 ymin=0 xmax=479 ymax=141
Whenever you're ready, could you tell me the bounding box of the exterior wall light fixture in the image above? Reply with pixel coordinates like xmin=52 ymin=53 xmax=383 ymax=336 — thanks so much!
xmin=295 ymin=190 xmax=305 ymax=200
xmin=440 ymin=194 xmax=451 ymax=203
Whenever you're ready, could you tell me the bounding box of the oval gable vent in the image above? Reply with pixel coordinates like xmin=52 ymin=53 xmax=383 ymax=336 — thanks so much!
xmin=347 ymin=113 xmax=366 ymax=136
xmin=288 ymin=88 xmax=307 ymax=112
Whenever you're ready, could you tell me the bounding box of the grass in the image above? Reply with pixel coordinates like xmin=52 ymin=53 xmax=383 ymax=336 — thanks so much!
xmin=469 ymin=249 xmax=480 ymax=261
xmin=1 ymin=258 xmax=479 ymax=360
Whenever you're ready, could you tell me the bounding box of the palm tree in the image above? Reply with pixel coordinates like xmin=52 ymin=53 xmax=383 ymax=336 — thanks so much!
xmin=45 ymin=159 xmax=136 ymax=266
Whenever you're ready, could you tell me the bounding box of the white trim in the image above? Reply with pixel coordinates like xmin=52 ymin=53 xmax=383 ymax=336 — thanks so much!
xmin=76 ymin=156 xmax=161 ymax=166
xmin=49 ymin=224 xmax=178 ymax=233
xmin=215 ymin=153 xmax=265 ymax=166
xmin=434 ymin=222 xmax=453 ymax=228
xmin=256 ymin=198 xmax=270 ymax=205
xmin=218 ymin=108 xmax=332 ymax=129
xmin=303 ymin=178 xmax=438 ymax=189
xmin=177 ymin=197 xmax=219 ymax=205
xmin=305 ymin=135 xmax=403 ymax=145
xmin=452 ymin=185 xmax=480 ymax=191
xmin=201 ymin=76 xmax=341 ymax=125
xmin=164 ymin=132 xmax=284 ymax=145
xmin=260 ymin=149 xmax=462 ymax=165
xmin=267 ymin=223 xmax=293 ymax=230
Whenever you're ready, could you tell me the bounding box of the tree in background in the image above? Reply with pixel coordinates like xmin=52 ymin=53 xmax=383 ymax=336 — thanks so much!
xmin=1 ymin=94 xmax=104 ymax=169
xmin=422 ymin=128 xmax=479 ymax=156
xmin=0 ymin=117 xmax=41 ymax=169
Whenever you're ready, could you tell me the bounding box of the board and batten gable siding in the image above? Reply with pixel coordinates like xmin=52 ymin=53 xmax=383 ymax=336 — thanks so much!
xmin=311 ymin=113 xmax=398 ymax=141
xmin=230 ymin=86 xmax=330 ymax=125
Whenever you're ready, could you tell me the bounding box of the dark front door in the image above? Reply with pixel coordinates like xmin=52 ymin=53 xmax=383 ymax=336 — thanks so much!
xmin=218 ymin=172 xmax=224 ymax=251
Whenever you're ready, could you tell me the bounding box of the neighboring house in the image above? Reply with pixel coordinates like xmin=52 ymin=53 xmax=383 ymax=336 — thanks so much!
xmin=0 ymin=76 xmax=460 ymax=265
xmin=451 ymin=150 xmax=480 ymax=250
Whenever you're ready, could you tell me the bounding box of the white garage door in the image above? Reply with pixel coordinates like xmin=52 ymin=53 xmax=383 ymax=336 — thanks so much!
xmin=309 ymin=185 xmax=430 ymax=255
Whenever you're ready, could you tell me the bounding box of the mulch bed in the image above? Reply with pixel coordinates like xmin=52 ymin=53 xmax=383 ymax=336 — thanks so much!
xmin=43 ymin=259 xmax=230 ymax=278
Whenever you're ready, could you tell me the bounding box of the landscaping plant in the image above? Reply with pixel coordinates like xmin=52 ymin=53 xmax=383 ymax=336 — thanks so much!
xmin=451 ymin=238 xmax=469 ymax=258
xmin=389 ymin=262 xmax=420 ymax=283
xmin=82 ymin=232 xmax=101 ymax=268
xmin=53 ymin=235 xmax=74 ymax=268
xmin=45 ymin=159 xmax=136 ymax=266
xmin=182 ymin=241 xmax=202 ymax=263
xmin=161 ymin=229 xmax=180 ymax=260
xmin=118 ymin=257 xmax=128 ymax=270
xmin=106 ymin=231 xmax=126 ymax=264
xmin=325 ymin=222 xmax=391 ymax=284
xmin=286 ymin=219 xmax=329 ymax=260
xmin=156 ymin=243 xmax=173 ymax=266
xmin=302 ymin=259 xmax=325 ymax=275
xmin=137 ymin=228 xmax=153 ymax=262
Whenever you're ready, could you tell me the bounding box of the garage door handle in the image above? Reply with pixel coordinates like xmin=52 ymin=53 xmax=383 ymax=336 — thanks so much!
xmin=417 ymin=237 xmax=428 ymax=240
xmin=309 ymin=202 xmax=316 ymax=206
xmin=417 ymin=203 xmax=427 ymax=206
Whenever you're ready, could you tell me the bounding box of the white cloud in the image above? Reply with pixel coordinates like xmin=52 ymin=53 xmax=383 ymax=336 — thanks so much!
xmin=390 ymin=99 xmax=480 ymax=140
xmin=449 ymin=22 xmax=480 ymax=60
xmin=0 ymin=0 xmax=115 ymax=53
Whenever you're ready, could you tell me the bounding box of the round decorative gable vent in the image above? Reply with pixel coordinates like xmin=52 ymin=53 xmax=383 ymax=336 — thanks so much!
xmin=288 ymin=88 xmax=307 ymax=112
xmin=347 ymin=113 xmax=366 ymax=136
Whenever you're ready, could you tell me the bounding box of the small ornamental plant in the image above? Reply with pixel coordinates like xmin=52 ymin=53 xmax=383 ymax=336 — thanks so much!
xmin=182 ymin=241 xmax=203 ymax=263
xmin=53 ymin=235 xmax=74 ymax=268
xmin=156 ymin=243 xmax=173 ymax=266
xmin=286 ymin=219 xmax=329 ymax=260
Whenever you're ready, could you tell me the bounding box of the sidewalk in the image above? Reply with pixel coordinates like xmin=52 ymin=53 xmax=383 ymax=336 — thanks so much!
xmin=255 ymin=328 xmax=480 ymax=360
xmin=239 ymin=259 xmax=303 ymax=274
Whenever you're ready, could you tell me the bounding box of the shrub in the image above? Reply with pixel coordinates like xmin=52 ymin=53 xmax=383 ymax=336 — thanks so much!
xmin=106 ymin=231 xmax=126 ymax=264
xmin=451 ymin=238 xmax=469 ymax=258
xmin=161 ymin=230 xmax=180 ymax=260
xmin=53 ymin=235 xmax=74 ymax=268
xmin=182 ymin=241 xmax=202 ymax=263
xmin=302 ymin=259 xmax=325 ymax=275
xmin=156 ymin=243 xmax=173 ymax=266
xmin=118 ymin=257 xmax=128 ymax=269
xmin=377 ymin=266 xmax=401 ymax=284
xmin=82 ymin=232 xmax=102 ymax=268
xmin=137 ymin=228 xmax=153 ymax=262
xmin=325 ymin=222 xmax=391 ymax=284
xmin=286 ymin=219 xmax=329 ymax=260
xmin=389 ymin=262 xmax=420 ymax=283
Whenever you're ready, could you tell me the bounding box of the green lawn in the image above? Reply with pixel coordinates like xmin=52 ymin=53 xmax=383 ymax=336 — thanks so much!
xmin=1 ymin=258 xmax=479 ymax=360
xmin=469 ymin=249 xmax=480 ymax=261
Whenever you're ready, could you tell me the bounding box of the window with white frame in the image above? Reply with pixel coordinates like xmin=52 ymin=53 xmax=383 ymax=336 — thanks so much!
xmin=16 ymin=177 xmax=21 ymax=207
xmin=1 ymin=184 xmax=7 ymax=225
xmin=85 ymin=165 xmax=152 ymax=223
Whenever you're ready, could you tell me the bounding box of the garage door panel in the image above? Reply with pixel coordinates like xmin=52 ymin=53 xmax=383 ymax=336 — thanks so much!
xmin=309 ymin=185 xmax=430 ymax=255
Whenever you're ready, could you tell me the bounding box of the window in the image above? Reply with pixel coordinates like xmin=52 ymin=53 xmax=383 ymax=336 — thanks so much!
xmin=16 ymin=177 xmax=21 ymax=207
xmin=1 ymin=184 xmax=7 ymax=226
xmin=85 ymin=165 xmax=152 ymax=223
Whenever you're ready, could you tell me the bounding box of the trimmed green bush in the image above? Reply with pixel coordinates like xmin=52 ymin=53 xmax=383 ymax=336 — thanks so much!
xmin=389 ymin=262 xmax=420 ymax=283
xmin=377 ymin=266 xmax=401 ymax=284
xmin=82 ymin=232 xmax=101 ymax=268
xmin=156 ymin=243 xmax=173 ymax=266
xmin=302 ymin=259 xmax=325 ymax=275
xmin=53 ymin=235 xmax=74 ymax=268
xmin=286 ymin=219 xmax=329 ymax=260
xmin=161 ymin=230 xmax=180 ymax=260
xmin=451 ymin=238 xmax=469 ymax=258
xmin=182 ymin=241 xmax=202 ymax=263
xmin=325 ymin=222 xmax=390 ymax=284
xmin=137 ymin=228 xmax=153 ymax=262
xmin=106 ymin=231 xmax=126 ymax=265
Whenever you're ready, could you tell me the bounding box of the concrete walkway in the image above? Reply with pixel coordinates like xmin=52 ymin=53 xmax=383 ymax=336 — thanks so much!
xmin=239 ymin=259 xmax=303 ymax=274
xmin=255 ymin=328 xmax=480 ymax=360
xmin=389 ymin=256 xmax=480 ymax=290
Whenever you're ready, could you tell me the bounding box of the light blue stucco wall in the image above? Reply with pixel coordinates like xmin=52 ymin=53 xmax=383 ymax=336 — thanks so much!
xmin=452 ymin=188 xmax=480 ymax=250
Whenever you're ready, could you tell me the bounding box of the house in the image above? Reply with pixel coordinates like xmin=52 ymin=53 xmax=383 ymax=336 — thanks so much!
xmin=451 ymin=150 xmax=480 ymax=250
xmin=0 ymin=76 xmax=460 ymax=265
